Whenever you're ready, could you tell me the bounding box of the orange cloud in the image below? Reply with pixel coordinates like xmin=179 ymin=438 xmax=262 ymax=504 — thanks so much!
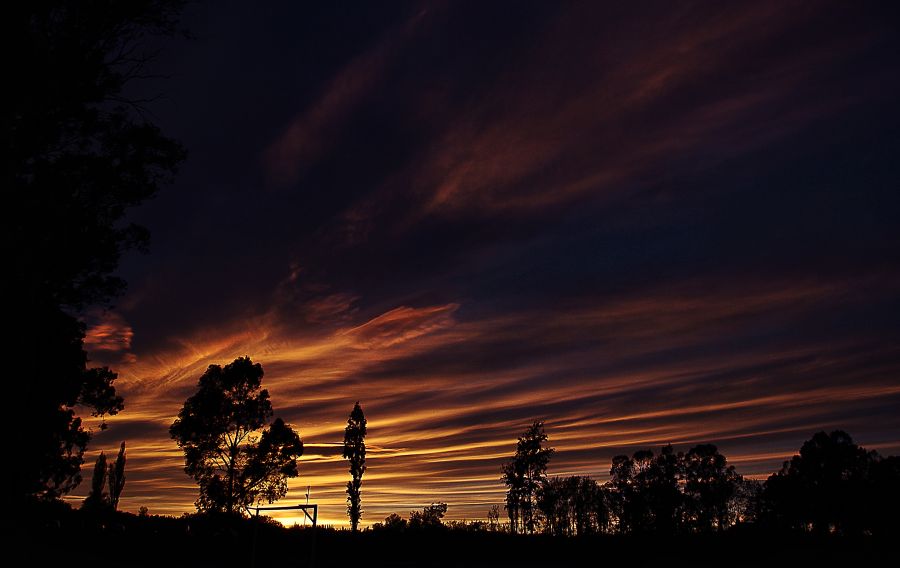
xmin=84 ymin=311 xmax=137 ymax=365
xmin=324 ymin=1 xmax=877 ymax=243
xmin=341 ymin=304 xmax=459 ymax=349
xmin=77 ymin=275 xmax=900 ymax=525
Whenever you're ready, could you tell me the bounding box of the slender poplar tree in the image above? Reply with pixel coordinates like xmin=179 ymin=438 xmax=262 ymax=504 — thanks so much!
xmin=83 ymin=452 xmax=108 ymax=510
xmin=343 ymin=401 xmax=368 ymax=531
xmin=107 ymin=441 xmax=127 ymax=511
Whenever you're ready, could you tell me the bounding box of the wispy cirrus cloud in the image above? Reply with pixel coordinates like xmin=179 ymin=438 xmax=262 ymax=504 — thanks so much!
xmin=262 ymin=7 xmax=435 ymax=188
xmin=74 ymin=1 xmax=900 ymax=527
xmin=325 ymin=1 xmax=884 ymax=239
xmin=82 ymin=274 xmax=900 ymax=524
xmin=84 ymin=311 xmax=137 ymax=365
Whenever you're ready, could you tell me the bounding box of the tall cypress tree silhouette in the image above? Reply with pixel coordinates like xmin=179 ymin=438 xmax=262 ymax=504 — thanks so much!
xmin=343 ymin=402 xmax=368 ymax=531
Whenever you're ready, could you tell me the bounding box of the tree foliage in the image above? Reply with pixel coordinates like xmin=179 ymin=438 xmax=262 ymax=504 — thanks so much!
xmin=342 ymin=401 xmax=367 ymax=531
xmin=82 ymin=441 xmax=127 ymax=512
xmin=501 ymin=421 xmax=553 ymax=534
xmin=487 ymin=504 xmax=501 ymax=532
xmin=371 ymin=503 xmax=448 ymax=532
xmin=7 ymin=1 xmax=186 ymax=501
xmin=82 ymin=451 xmax=109 ymax=511
xmin=408 ymin=502 xmax=448 ymax=530
xmin=683 ymin=443 xmax=740 ymax=531
xmin=761 ymin=430 xmax=900 ymax=534
xmin=607 ymin=443 xmax=743 ymax=534
xmin=500 ymin=422 xmax=760 ymax=535
xmin=373 ymin=512 xmax=407 ymax=532
xmin=169 ymin=357 xmax=304 ymax=515
xmin=108 ymin=441 xmax=127 ymax=511
xmin=525 ymin=430 xmax=899 ymax=536
xmin=538 ymin=476 xmax=607 ymax=536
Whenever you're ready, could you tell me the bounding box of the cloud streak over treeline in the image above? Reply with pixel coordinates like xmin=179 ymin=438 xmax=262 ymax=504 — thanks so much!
xmin=77 ymin=1 xmax=900 ymax=525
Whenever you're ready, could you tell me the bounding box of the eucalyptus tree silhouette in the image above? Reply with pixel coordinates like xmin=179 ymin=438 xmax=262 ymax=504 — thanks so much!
xmin=170 ymin=357 xmax=304 ymax=515
xmin=502 ymin=421 xmax=553 ymax=534
xmin=683 ymin=444 xmax=741 ymax=531
xmin=763 ymin=430 xmax=877 ymax=534
xmin=608 ymin=444 xmax=744 ymax=534
xmin=7 ymin=1 xmax=185 ymax=501
xmin=343 ymin=401 xmax=367 ymax=531
xmin=643 ymin=445 xmax=683 ymax=535
xmin=607 ymin=451 xmax=649 ymax=533
xmin=538 ymin=475 xmax=607 ymax=535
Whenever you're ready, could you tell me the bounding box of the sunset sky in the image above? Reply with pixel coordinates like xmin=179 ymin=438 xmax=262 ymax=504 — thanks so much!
xmin=74 ymin=1 xmax=900 ymax=526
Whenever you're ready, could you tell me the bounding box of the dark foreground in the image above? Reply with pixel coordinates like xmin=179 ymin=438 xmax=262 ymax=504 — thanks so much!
xmin=13 ymin=503 xmax=891 ymax=568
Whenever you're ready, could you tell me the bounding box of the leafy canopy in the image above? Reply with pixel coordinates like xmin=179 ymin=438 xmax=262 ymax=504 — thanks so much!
xmin=170 ymin=357 xmax=304 ymax=515
xmin=343 ymin=401 xmax=368 ymax=531
xmin=502 ymin=420 xmax=554 ymax=534
xmin=7 ymin=1 xmax=186 ymax=501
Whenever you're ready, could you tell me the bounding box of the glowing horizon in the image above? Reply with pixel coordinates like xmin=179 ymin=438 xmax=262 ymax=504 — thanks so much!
xmin=76 ymin=281 xmax=900 ymax=525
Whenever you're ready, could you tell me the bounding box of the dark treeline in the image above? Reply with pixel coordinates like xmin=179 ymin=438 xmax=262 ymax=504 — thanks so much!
xmin=500 ymin=421 xmax=899 ymax=537
xmin=15 ymin=498 xmax=894 ymax=568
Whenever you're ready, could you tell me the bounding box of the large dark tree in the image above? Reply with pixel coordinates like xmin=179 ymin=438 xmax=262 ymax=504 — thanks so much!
xmin=607 ymin=445 xmax=683 ymax=534
xmin=762 ymin=430 xmax=876 ymax=534
xmin=607 ymin=451 xmax=653 ymax=533
xmin=342 ymin=401 xmax=367 ymax=531
xmin=502 ymin=420 xmax=553 ymax=534
xmin=869 ymin=455 xmax=900 ymax=536
xmin=6 ymin=1 xmax=186 ymax=500
xmin=643 ymin=444 xmax=683 ymax=534
xmin=683 ymin=444 xmax=741 ymax=531
xmin=169 ymin=357 xmax=304 ymax=515
xmin=538 ymin=475 xmax=607 ymax=536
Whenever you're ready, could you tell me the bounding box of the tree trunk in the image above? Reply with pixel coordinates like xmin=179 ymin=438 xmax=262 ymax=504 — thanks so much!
xmin=227 ymin=447 xmax=236 ymax=514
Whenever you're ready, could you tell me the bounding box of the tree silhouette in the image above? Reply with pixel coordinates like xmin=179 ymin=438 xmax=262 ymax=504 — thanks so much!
xmin=82 ymin=451 xmax=109 ymax=511
xmin=869 ymin=455 xmax=900 ymax=535
xmin=342 ymin=401 xmax=367 ymax=532
xmin=762 ymin=430 xmax=875 ymax=534
xmin=683 ymin=444 xmax=741 ymax=531
xmin=8 ymin=1 xmax=185 ymax=501
xmin=536 ymin=476 xmax=565 ymax=535
xmin=607 ymin=452 xmax=643 ymax=533
xmin=487 ymin=504 xmax=501 ymax=531
xmin=373 ymin=512 xmax=407 ymax=531
xmin=107 ymin=441 xmax=126 ymax=511
xmin=169 ymin=357 xmax=304 ymax=515
xmin=608 ymin=446 xmax=683 ymax=534
xmin=408 ymin=502 xmax=448 ymax=530
xmin=730 ymin=477 xmax=763 ymax=525
xmin=643 ymin=445 xmax=683 ymax=534
xmin=502 ymin=420 xmax=553 ymax=534
xmin=537 ymin=476 xmax=607 ymax=536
